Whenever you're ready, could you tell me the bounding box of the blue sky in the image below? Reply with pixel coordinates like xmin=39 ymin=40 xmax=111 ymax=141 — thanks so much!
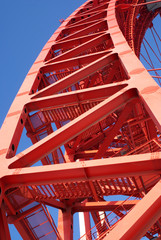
xmin=0 ymin=0 xmax=85 ymax=128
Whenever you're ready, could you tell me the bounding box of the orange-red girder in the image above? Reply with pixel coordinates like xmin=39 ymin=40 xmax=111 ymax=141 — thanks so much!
xmin=104 ymin=180 xmax=161 ymax=240
xmin=72 ymin=200 xmax=139 ymax=213
xmin=0 ymin=202 xmax=11 ymax=240
xmin=8 ymin=88 xmax=137 ymax=168
xmin=0 ymin=0 xmax=161 ymax=239
xmin=2 ymin=152 xmax=161 ymax=187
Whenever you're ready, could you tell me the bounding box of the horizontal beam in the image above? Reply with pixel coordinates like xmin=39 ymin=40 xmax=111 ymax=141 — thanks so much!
xmin=27 ymin=82 xmax=127 ymax=112
xmin=36 ymin=199 xmax=66 ymax=210
xmin=74 ymin=149 xmax=121 ymax=158
xmin=41 ymin=50 xmax=110 ymax=74
xmin=6 ymin=151 xmax=161 ymax=187
xmin=72 ymin=200 xmax=139 ymax=213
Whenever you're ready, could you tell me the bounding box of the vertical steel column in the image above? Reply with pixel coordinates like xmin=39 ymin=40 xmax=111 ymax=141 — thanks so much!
xmin=62 ymin=207 xmax=73 ymax=240
xmin=0 ymin=203 xmax=11 ymax=240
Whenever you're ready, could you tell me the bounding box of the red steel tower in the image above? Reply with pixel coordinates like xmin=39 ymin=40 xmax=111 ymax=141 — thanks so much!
xmin=0 ymin=0 xmax=161 ymax=239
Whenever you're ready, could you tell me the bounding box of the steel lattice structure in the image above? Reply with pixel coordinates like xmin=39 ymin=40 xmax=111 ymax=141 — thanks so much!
xmin=0 ymin=0 xmax=161 ymax=239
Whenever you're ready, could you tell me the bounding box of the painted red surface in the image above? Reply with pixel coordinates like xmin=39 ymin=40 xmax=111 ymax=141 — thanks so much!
xmin=0 ymin=0 xmax=161 ymax=239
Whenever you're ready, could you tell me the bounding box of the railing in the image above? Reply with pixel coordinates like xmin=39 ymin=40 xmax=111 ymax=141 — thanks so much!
xmin=79 ymin=195 xmax=141 ymax=240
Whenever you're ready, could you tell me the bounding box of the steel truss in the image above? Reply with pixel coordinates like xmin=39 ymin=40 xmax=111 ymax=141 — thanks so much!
xmin=0 ymin=0 xmax=161 ymax=239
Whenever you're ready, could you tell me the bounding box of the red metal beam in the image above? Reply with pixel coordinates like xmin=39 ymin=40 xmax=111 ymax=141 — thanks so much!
xmin=57 ymin=19 xmax=107 ymax=41
xmin=47 ymin=31 xmax=106 ymax=55
xmin=66 ymin=10 xmax=107 ymax=29
xmin=7 ymin=204 xmax=42 ymax=224
xmin=41 ymin=51 xmax=110 ymax=74
xmin=74 ymin=149 xmax=121 ymax=158
xmin=0 ymin=0 xmax=161 ymax=239
xmin=104 ymin=180 xmax=161 ymax=240
xmin=13 ymin=218 xmax=37 ymax=240
xmin=33 ymin=199 xmax=66 ymax=211
xmin=93 ymin=0 xmax=99 ymax=7
xmin=94 ymin=100 xmax=136 ymax=159
xmin=72 ymin=200 xmax=139 ymax=213
xmin=5 ymin=152 xmax=161 ymax=187
xmin=108 ymin=0 xmax=161 ymax=132
xmin=47 ymin=33 xmax=110 ymax=64
xmin=27 ymin=82 xmax=127 ymax=112
xmin=9 ymin=88 xmax=137 ymax=168
xmin=59 ymin=206 xmax=73 ymax=240
xmin=0 ymin=203 xmax=11 ymax=240
xmin=32 ymin=53 xmax=118 ymax=98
